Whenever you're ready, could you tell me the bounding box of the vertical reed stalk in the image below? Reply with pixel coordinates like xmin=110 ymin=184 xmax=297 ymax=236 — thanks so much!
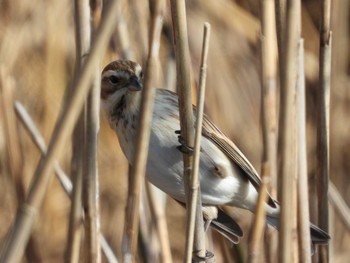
xmin=296 ymin=39 xmax=312 ymax=263
xmin=250 ymin=0 xmax=277 ymax=261
xmin=317 ymin=0 xmax=332 ymax=261
xmin=82 ymin=1 xmax=102 ymax=262
xmin=169 ymin=1 xmax=206 ymax=262
xmin=277 ymin=0 xmax=300 ymax=261
xmin=275 ymin=0 xmax=286 ymax=83
xmin=189 ymin=23 xmax=211 ymax=262
xmin=143 ymin=1 xmax=172 ymax=262
xmin=65 ymin=0 xmax=90 ymax=261
xmin=145 ymin=183 xmax=172 ymax=263
xmin=0 ymin=2 xmax=120 ymax=261
xmin=121 ymin=0 xmax=164 ymax=261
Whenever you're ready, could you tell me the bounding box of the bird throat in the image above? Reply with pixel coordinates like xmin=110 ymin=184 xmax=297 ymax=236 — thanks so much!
xmin=111 ymin=94 xmax=127 ymax=121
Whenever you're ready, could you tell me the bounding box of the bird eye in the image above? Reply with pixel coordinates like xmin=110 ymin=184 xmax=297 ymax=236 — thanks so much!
xmin=109 ymin=75 xmax=120 ymax=84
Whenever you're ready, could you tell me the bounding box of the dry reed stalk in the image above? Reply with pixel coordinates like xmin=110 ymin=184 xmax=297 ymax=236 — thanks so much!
xmin=0 ymin=69 xmax=43 ymax=262
xmin=316 ymin=0 xmax=332 ymax=261
xmin=116 ymin=2 xmax=134 ymax=60
xmin=248 ymin=174 xmax=269 ymax=263
xmin=14 ymin=102 xmax=119 ymax=263
xmin=82 ymin=1 xmax=102 ymax=262
xmin=277 ymin=0 xmax=300 ymax=261
xmin=296 ymin=39 xmax=312 ymax=263
xmin=65 ymin=0 xmax=90 ymax=261
xmin=169 ymin=1 xmax=206 ymax=262
xmin=121 ymin=0 xmax=164 ymax=261
xmin=145 ymin=183 xmax=172 ymax=263
xmin=329 ymin=182 xmax=350 ymax=231
xmin=0 ymin=70 xmax=25 ymax=205
xmin=142 ymin=1 xmax=172 ymax=262
xmin=189 ymin=23 xmax=211 ymax=262
xmin=14 ymin=102 xmax=73 ymax=194
xmin=0 ymin=1 xmax=120 ymax=261
xmin=249 ymin=0 xmax=278 ymax=261
xmin=275 ymin=0 xmax=286 ymax=79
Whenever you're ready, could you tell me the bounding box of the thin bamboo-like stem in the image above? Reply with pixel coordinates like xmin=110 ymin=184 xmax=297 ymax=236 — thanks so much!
xmin=66 ymin=0 xmax=90 ymax=261
xmin=277 ymin=0 xmax=299 ymax=261
xmin=249 ymin=0 xmax=278 ymax=261
xmin=82 ymin=1 xmax=102 ymax=262
xmin=275 ymin=0 xmax=286 ymax=84
xmin=121 ymin=0 xmax=164 ymax=261
xmin=66 ymin=116 xmax=84 ymax=263
xmin=317 ymin=0 xmax=332 ymax=261
xmin=0 ymin=70 xmax=25 ymax=206
xmin=0 ymin=2 xmax=120 ymax=261
xmin=169 ymin=1 xmax=205 ymax=262
xmin=145 ymin=183 xmax=172 ymax=263
xmin=248 ymin=174 xmax=269 ymax=263
xmin=296 ymin=39 xmax=312 ymax=263
xmin=14 ymin=102 xmax=119 ymax=263
xmin=189 ymin=23 xmax=211 ymax=262
xmin=116 ymin=2 xmax=134 ymax=60
xmin=0 ymin=69 xmax=43 ymax=263
xmin=14 ymin=102 xmax=73 ymax=194
xmin=141 ymin=2 xmax=171 ymax=262
xmin=329 ymin=182 xmax=350 ymax=231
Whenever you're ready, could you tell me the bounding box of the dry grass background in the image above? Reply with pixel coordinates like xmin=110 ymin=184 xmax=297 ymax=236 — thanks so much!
xmin=0 ymin=0 xmax=349 ymax=262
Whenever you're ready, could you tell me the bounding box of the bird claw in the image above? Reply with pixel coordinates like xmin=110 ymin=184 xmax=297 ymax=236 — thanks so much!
xmin=176 ymin=134 xmax=194 ymax=154
xmin=192 ymin=250 xmax=214 ymax=262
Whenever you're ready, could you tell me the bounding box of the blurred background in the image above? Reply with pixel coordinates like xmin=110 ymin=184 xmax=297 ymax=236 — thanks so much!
xmin=0 ymin=0 xmax=349 ymax=262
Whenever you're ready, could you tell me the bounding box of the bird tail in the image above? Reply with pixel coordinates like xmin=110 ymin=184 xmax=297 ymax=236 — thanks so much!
xmin=266 ymin=215 xmax=330 ymax=244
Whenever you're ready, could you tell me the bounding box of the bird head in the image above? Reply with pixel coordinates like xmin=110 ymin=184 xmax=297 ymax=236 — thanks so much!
xmin=101 ymin=59 xmax=143 ymax=101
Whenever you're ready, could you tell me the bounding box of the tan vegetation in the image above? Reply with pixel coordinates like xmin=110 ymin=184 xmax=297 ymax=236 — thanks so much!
xmin=0 ymin=0 xmax=349 ymax=262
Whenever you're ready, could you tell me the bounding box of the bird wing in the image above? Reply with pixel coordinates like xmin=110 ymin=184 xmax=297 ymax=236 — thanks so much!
xmin=201 ymin=113 xmax=277 ymax=208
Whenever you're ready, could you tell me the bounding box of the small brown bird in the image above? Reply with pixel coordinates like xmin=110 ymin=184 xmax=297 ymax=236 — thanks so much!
xmin=101 ymin=59 xmax=329 ymax=245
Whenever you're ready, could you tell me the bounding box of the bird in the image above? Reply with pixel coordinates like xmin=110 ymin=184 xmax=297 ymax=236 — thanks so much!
xmin=100 ymin=59 xmax=329 ymax=246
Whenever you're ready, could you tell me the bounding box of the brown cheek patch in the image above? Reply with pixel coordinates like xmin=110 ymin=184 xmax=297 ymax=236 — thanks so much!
xmin=101 ymin=85 xmax=114 ymax=99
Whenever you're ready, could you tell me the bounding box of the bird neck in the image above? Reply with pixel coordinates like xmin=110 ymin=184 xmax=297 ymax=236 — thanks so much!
xmin=106 ymin=89 xmax=141 ymax=122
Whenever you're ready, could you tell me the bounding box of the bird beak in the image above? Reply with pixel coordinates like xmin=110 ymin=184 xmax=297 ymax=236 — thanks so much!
xmin=128 ymin=76 xmax=142 ymax=91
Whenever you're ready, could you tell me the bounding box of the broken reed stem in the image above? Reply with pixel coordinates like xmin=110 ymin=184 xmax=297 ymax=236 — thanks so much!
xmin=0 ymin=2 xmax=120 ymax=262
xmin=66 ymin=0 xmax=90 ymax=262
xmin=296 ymin=39 xmax=312 ymax=263
xmin=82 ymin=1 xmax=102 ymax=262
xmin=121 ymin=0 xmax=163 ymax=261
xmin=277 ymin=0 xmax=299 ymax=261
xmin=188 ymin=22 xmax=211 ymax=262
xmin=14 ymin=102 xmax=119 ymax=263
xmin=317 ymin=0 xmax=332 ymax=260
xmin=169 ymin=1 xmax=201 ymax=262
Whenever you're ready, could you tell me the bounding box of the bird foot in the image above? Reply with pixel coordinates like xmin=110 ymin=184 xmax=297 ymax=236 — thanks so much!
xmin=175 ymin=130 xmax=194 ymax=154
xmin=192 ymin=250 xmax=214 ymax=263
